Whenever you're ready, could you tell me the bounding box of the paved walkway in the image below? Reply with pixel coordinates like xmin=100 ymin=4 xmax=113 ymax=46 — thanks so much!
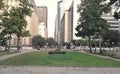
xmin=79 ymin=51 xmax=120 ymax=62
xmin=0 ymin=49 xmax=35 ymax=61
xmin=0 ymin=66 xmax=120 ymax=74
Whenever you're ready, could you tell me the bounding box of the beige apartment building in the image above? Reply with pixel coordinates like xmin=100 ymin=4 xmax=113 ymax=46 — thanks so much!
xmin=3 ymin=0 xmax=39 ymax=46
xmin=37 ymin=6 xmax=48 ymax=39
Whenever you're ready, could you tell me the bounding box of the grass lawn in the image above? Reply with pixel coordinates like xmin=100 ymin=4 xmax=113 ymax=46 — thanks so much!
xmin=0 ymin=51 xmax=120 ymax=67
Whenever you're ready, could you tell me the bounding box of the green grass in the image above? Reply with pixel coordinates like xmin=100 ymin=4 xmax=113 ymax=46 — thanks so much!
xmin=0 ymin=51 xmax=120 ymax=67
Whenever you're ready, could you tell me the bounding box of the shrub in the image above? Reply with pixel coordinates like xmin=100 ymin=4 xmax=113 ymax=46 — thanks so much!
xmin=48 ymin=50 xmax=65 ymax=54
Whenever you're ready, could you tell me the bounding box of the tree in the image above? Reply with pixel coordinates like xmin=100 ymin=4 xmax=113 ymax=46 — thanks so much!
xmin=0 ymin=0 xmax=4 ymax=33
xmin=102 ymin=30 xmax=120 ymax=47
xmin=0 ymin=0 xmax=4 ymax=19
xmin=74 ymin=39 xmax=89 ymax=46
xmin=0 ymin=34 xmax=7 ymax=48
xmin=0 ymin=0 xmax=33 ymax=51
xmin=7 ymin=0 xmax=32 ymax=50
xmin=0 ymin=1 xmax=10 ymax=52
xmin=46 ymin=38 xmax=57 ymax=48
xmin=108 ymin=0 xmax=120 ymax=19
xmin=1 ymin=7 xmax=19 ymax=52
xmin=0 ymin=0 xmax=4 ymax=31
xmin=32 ymin=35 xmax=46 ymax=49
xmin=76 ymin=0 xmax=110 ymax=53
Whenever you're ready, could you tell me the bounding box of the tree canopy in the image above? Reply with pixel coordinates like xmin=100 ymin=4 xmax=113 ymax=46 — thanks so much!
xmin=102 ymin=30 xmax=120 ymax=46
xmin=46 ymin=38 xmax=57 ymax=47
xmin=108 ymin=0 xmax=120 ymax=19
xmin=32 ymin=35 xmax=46 ymax=48
xmin=0 ymin=0 xmax=33 ymax=51
xmin=76 ymin=0 xmax=110 ymax=53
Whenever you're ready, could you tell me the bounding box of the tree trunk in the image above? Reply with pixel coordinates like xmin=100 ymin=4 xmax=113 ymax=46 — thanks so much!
xmin=7 ymin=34 xmax=12 ymax=53
xmin=88 ymin=36 xmax=92 ymax=53
xmin=94 ymin=41 xmax=97 ymax=53
xmin=17 ymin=36 xmax=21 ymax=51
xmin=99 ymin=35 xmax=102 ymax=54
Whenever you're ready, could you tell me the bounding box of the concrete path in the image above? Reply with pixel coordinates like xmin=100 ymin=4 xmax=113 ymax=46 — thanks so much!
xmin=79 ymin=51 xmax=120 ymax=62
xmin=0 ymin=66 xmax=120 ymax=74
xmin=0 ymin=49 xmax=35 ymax=61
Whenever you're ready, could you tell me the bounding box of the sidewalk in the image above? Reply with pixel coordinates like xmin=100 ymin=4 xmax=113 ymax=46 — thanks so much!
xmin=0 ymin=66 xmax=120 ymax=74
xmin=0 ymin=49 xmax=35 ymax=61
xmin=79 ymin=51 xmax=120 ymax=62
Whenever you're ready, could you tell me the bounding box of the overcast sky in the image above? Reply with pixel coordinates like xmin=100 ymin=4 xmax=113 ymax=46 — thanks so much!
xmin=34 ymin=0 xmax=58 ymax=38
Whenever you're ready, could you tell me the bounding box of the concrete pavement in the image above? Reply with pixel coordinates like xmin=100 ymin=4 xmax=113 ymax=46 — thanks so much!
xmin=0 ymin=49 xmax=35 ymax=61
xmin=79 ymin=51 xmax=120 ymax=62
xmin=0 ymin=66 xmax=120 ymax=74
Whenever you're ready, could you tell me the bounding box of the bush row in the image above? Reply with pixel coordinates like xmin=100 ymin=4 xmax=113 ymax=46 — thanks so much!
xmin=48 ymin=51 xmax=65 ymax=54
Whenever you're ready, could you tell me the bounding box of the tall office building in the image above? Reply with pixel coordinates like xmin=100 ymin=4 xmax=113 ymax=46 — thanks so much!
xmin=61 ymin=3 xmax=73 ymax=43
xmin=37 ymin=6 xmax=48 ymax=38
xmin=54 ymin=14 xmax=58 ymax=42
xmin=3 ymin=0 xmax=39 ymax=46
xmin=57 ymin=0 xmax=63 ymax=45
xmin=55 ymin=0 xmax=80 ymax=45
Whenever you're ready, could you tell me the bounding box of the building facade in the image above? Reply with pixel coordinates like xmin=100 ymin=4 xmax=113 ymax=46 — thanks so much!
xmin=55 ymin=0 xmax=80 ymax=45
xmin=57 ymin=0 xmax=63 ymax=45
xmin=102 ymin=13 xmax=120 ymax=32
xmin=54 ymin=14 xmax=58 ymax=42
xmin=3 ymin=0 xmax=39 ymax=46
xmin=55 ymin=0 xmax=120 ymax=45
xmin=101 ymin=2 xmax=120 ymax=32
xmin=37 ymin=6 xmax=48 ymax=38
xmin=61 ymin=4 xmax=73 ymax=43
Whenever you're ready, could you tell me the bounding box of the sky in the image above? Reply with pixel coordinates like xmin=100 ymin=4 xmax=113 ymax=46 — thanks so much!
xmin=34 ymin=0 xmax=58 ymax=38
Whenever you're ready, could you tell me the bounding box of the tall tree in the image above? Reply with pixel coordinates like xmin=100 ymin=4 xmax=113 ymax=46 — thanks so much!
xmin=1 ymin=0 xmax=33 ymax=51
xmin=76 ymin=0 xmax=110 ymax=53
xmin=102 ymin=30 xmax=120 ymax=47
xmin=0 ymin=0 xmax=9 ymax=52
xmin=0 ymin=0 xmax=4 ymax=28
xmin=0 ymin=0 xmax=4 ymax=19
xmin=0 ymin=0 xmax=4 ymax=30
xmin=109 ymin=0 xmax=120 ymax=19
xmin=8 ymin=0 xmax=33 ymax=50
xmin=32 ymin=35 xmax=46 ymax=49
xmin=46 ymin=38 xmax=57 ymax=47
xmin=1 ymin=9 xmax=16 ymax=52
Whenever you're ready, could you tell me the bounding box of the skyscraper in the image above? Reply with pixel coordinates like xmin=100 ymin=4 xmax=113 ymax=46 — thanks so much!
xmin=37 ymin=6 xmax=48 ymax=38
xmin=55 ymin=0 xmax=80 ymax=45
